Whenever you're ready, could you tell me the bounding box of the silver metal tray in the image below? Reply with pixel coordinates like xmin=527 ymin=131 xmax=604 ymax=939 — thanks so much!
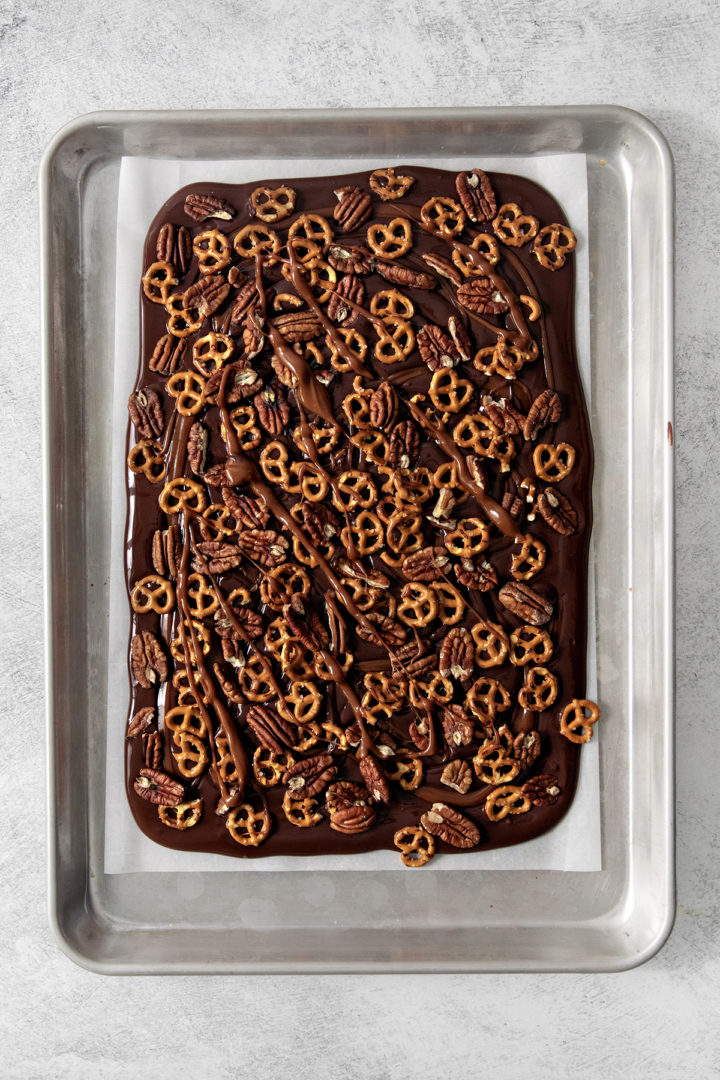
xmin=41 ymin=107 xmax=674 ymax=973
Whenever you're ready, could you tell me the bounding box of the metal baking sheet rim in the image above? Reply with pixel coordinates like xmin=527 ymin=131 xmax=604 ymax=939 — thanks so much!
xmin=40 ymin=106 xmax=675 ymax=974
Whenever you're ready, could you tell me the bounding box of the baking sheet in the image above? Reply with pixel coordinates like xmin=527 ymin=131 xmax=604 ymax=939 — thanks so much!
xmin=104 ymin=152 xmax=600 ymax=873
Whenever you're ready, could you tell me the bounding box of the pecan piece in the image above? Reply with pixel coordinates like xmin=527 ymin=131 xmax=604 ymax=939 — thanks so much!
xmin=421 ymin=251 xmax=463 ymax=287
xmin=356 ymin=612 xmax=407 ymax=649
xmin=441 ymin=704 xmax=474 ymax=748
xmin=283 ymin=594 xmax=329 ymax=650
xmin=368 ymin=381 xmax=399 ymax=432
xmin=152 ymin=524 xmax=182 ymax=578
xmin=128 ymin=387 xmax=164 ymax=440
xmin=498 ymin=582 xmax=553 ymax=626
xmin=327 ymin=244 xmax=373 ymax=274
xmin=482 ymin=395 xmax=526 ymax=436
xmin=193 ymin=540 xmax=244 ymax=575
xmin=401 ymin=546 xmax=450 ymax=582
xmin=246 ymin=704 xmax=297 ymax=753
xmin=337 ymin=559 xmax=390 ymax=590
xmin=512 ymin=730 xmax=542 ymax=769
xmin=358 ymin=756 xmax=391 ymax=805
xmin=273 ymin=309 xmax=323 ymax=343
xmin=327 ymin=273 xmax=365 ymax=325
xmin=126 ymin=706 xmax=154 ymax=739
xmin=184 ymin=192 xmax=235 ymax=222
xmin=183 ymin=274 xmax=230 ymax=319
xmin=409 ymin=717 xmax=431 ymax=752
xmin=283 ymin=753 xmax=336 ymax=798
xmin=417 ymin=323 xmax=458 ymax=372
xmin=454 ymin=558 xmax=498 ymax=592
xmin=455 ymin=168 xmax=497 ymax=223
xmin=373 ymin=260 xmax=436 ymax=290
xmin=522 ymin=772 xmax=561 ymax=806
xmin=537 ymin=488 xmax=577 ymax=535
xmin=438 ymin=626 xmax=475 ymax=680
xmin=187 ymin=422 xmax=208 ymax=475
xmin=333 ymin=186 xmax=372 ymax=232
xmin=237 ymin=529 xmax=289 ymax=568
xmin=131 ymin=631 xmax=168 ymax=689
xmin=420 ymin=803 xmax=480 ymax=848
xmin=466 ymin=454 xmax=489 ymax=490
xmin=457 ymin=278 xmax=508 ymax=316
xmin=389 ymin=420 xmax=420 ymax=469
xmin=221 ymin=490 xmax=270 ymax=529
xmin=205 ymin=357 xmax=263 ymax=403
xmin=524 ymin=389 xmax=562 ymax=441
xmin=447 ymin=315 xmax=472 ymax=362
xmin=254 ymin=386 xmax=290 ymax=435
xmin=502 ymin=491 xmax=523 ymax=519
xmin=440 ymin=759 xmax=473 ymax=794
xmin=149 ymin=334 xmax=186 ymax=375
xmin=133 ymin=767 xmax=184 ymax=807
xmin=212 ymin=661 xmax=244 ymax=704
xmin=143 ymin=730 xmax=163 ymax=770
xmin=204 ymin=462 xmax=230 ymax=488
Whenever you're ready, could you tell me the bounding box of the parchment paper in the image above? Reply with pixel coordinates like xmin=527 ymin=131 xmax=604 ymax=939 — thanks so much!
xmin=105 ymin=153 xmax=600 ymax=873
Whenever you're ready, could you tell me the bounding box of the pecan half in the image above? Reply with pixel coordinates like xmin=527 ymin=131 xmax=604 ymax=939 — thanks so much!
xmin=441 ymin=704 xmax=474 ymax=747
xmin=457 ymin=278 xmax=508 ymax=316
xmin=149 ymin=334 xmax=186 ymax=375
xmin=438 ymin=626 xmax=475 ymax=680
xmin=254 ymin=386 xmax=290 ymax=435
xmin=401 ymin=546 xmax=450 ymax=582
xmin=246 ymin=704 xmax=297 ymax=753
xmin=482 ymin=395 xmax=525 ymax=435
xmin=176 ymin=226 xmax=192 ymax=275
xmin=524 ymin=389 xmax=562 ymax=441
xmin=193 ymin=540 xmax=244 ymax=575
xmin=355 ymin=612 xmax=407 ymax=649
xmin=417 ymin=323 xmax=458 ymax=372
xmin=293 ymin=499 xmax=339 ymax=544
xmin=131 ymin=631 xmax=168 ymax=689
xmin=212 ymin=661 xmax=244 ymax=704
xmin=440 ymin=759 xmax=473 ymax=794
xmin=133 ymin=767 xmax=184 ymax=807
xmin=327 ymin=244 xmax=373 ymax=274
xmin=327 ymin=273 xmax=365 ymax=325
xmin=420 ymin=803 xmax=480 ymax=848
xmin=389 ymin=420 xmax=420 ymax=469
xmin=329 ymin=802 xmax=377 ymax=834
xmin=333 ymin=186 xmax=372 ymax=232
xmin=373 ymin=260 xmax=436 ymax=290
xmin=128 ymin=387 xmax=164 ymax=440
xmin=283 ymin=753 xmax=336 ymax=798
xmin=283 ymin=594 xmax=329 ymax=650
xmin=214 ymin=605 xmax=263 ymax=641
xmin=447 ymin=315 xmax=473 ymax=362
xmin=273 ymin=309 xmax=323 ymax=343
xmin=537 ymin=488 xmax=577 ymax=535
xmin=221 ymin=490 xmax=270 ymax=529
xmin=230 ymin=281 xmax=259 ymax=326
xmin=126 ymin=706 xmax=154 ymax=739
xmin=455 ymin=169 xmax=497 ymax=223
xmin=156 ymin=223 xmax=175 ymax=265
xmin=512 ymin=730 xmax=542 ymax=769
xmin=204 ymin=462 xmax=230 ymax=488
xmin=409 ymin=717 xmax=431 ymax=752
xmin=143 ymin=730 xmax=163 ymax=770
xmin=421 ymin=251 xmax=463 ymax=287
xmin=187 ymin=422 xmax=208 ymax=475
xmin=326 ymin=781 xmax=371 ymax=813
xmin=183 ymin=274 xmax=230 ymax=319
xmin=466 ymin=454 xmax=489 ymax=490
xmin=502 ymin=492 xmax=523 ymax=519
xmin=368 ymin=382 xmax=399 ymax=432
xmin=205 ymin=357 xmax=263 ymax=403
xmin=358 ymin=756 xmax=391 ymax=805
xmin=151 ymin=525 xmax=182 ymax=578
xmin=522 ymin=772 xmax=561 ymax=806
xmin=498 ymin=582 xmax=553 ymax=626
xmin=237 ymin=530 xmax=289 ymax=568
xmin=184 ymin=192 xmax=235 ymax=222
xmin=337 ymin=559 xmax=390 ymax=590
xmin=454 ymin=557 xmax=498 ymax=592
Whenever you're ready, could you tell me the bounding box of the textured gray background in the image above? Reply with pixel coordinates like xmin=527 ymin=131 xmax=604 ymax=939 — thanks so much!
xmin=2 ymin=0 xmax=718 ymax=1076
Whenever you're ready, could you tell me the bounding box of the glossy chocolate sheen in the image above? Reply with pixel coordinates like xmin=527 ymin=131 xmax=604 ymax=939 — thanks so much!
xmin=125 ymin=165 xmax=593 ymax=860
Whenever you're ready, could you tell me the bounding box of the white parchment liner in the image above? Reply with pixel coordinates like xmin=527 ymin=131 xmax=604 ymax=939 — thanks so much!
xmin=105 ymin=154 xmax=600 ymax=872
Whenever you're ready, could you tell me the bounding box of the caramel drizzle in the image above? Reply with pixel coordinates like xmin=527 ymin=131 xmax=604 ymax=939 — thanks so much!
xmin=498 ymin=246 xmax=555 ymax=390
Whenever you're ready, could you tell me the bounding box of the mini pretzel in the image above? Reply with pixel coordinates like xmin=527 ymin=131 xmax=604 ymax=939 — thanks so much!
xmin=166 ymin=370 xmax=206 ymax=415
xmin=393 ymin=825 xmax=435 ymax=867
xmin=444 ymin=517 xmax=490 ymax=557
xmin=532 ymin=223 xmax=577 ymax=270
xmin=165 ymin=297 xmax=204 ymax=339
xmin=387 ymin=757 xmax=424 ymax=790
xmin=533 ymin=443 xmax=576 ymax=482
xmin=341 ymin=510 xmax=385 ymax=556
xmin=430 ymin=580 xmax=466 ymax=625
xmin=471 ymin=620 xmax=510 ymax=668
xmin=159 ymin=476 xmax=207 ymax=515
xmin=260 ymin=563 xmax=311 ymax=611
xmin=560 ymin=698 xmax=600 ymax=743
xmin=370 ymin=289 xmax=415 ymax=320
xmin=283 ymin=680 xmax=322 ymax=724
xmin=164 ymin=703 xmax=207 ymax=740
xmin=473 ymin=746 xmax=520 ymax=786
xmin=282 ymin=237 xmax=323 ymax=269
xmin=474 ymin=341 xmax=528 ymax=380
xmin=233 ymin=223 xmax=280 ymax=261
xmin=293 ymin=419 xmax=340 ymax=455
xmin=408 ymin=672 xmax=453 ymax=707
xmin=485 ymin=785 xmax=531 ymax=821
xmin=509 ymin=626 xmax=554 ymax=666
xmin=253 ymin=746 xmax=295 ymax=787
xmin=518 ymin=666 xmax=559 ymax=711
xmin=363 ymin=671 xmax=407 ymax=708
xmin=432 ymin=460 xmax=467 ymax=502
xmin=360 ymin=696 xmax=395 ymax=726
xmin=192 ymin=332 xmax=235 ymax=377
xmin=199 ymin=504 xmax=238 ymax=541
xmin=131 ymin=575 xmax=175 ymax=615
xmin=142 ymin=261 xmax=177 ymax=304
xmin=282 ymin=790 xmax=322 ymax=828
xmin=170 ymin=619 xmax=211 ymax=665
xmin=278 ymin=640 xmax=316 ymax=682
xmin=158 ymin=799 xmax=203 ymax=830
xmin=326 ymin=327 xmax=368 ymax=372
xmin=290 ymin=722 xmax=321 ymax=754
xmin=429 ymin=368 xmax=473 ymax=413
xmin=369 ymin=167 xmax=415 ymax=201
xmin=366 ymin=217 xmax=413 ymax=259
xmin=251 ymin=184 xmax=296 ymax=223
xmin=305 ymin=259 xmax=337 ymax=305
xmin=238 ymin=655 xmax=275 ymax=702
xmin=492 ymin=203 xmax=539 ymax=247
xmin=333 ymin=470 xmax=378 ymax=511
xmin=511 ymin=534 xmax=547 ymax=580
xmin=315 ymin=649 xmax=353 ymax=682
xmin=264 ymin=616 xmax=293 ymax=656
xmin=288 ymin=213 xmax=334 ymax=250
xmin=259 ymin=441 xmax=291 ymax=485
xmin=127 ymin=440 xmax=166 ymax=484
xmin=193 ymin=229 xmax=231 ymax=273
xmin=172 ymin=667 xmax=210 ymax=706
xmin=452 ymin=232 xmax=499 ymax=276
xmin=350 ymin=429 xmax=391 ymax=466
xmin=185 ymin=573 xmax=219 ymax=618
xmin=384 ymin=509 xmax=422 ymax=555
xmin=340 ymin=577 xmax=385 ymax=613
xmin=226 ymin=802 xmax=272 ymax=846
xmin=453 ymin=413 xmax=515 ymax=471
xmin=293 ymin=464 xmax=329 ymax=503
xmin=420 ymin=196 xmax=466 ymax=238
xmin=171 ymin=730 xmax=208 ymax=778
xmin=373 ymin=316 xmax=415 ymax=364
xmin=226 ymin=404 xmax=261 ymax=451
xmin=398 ymin=582 xmax=439 ymax=627
xmin=468 ymin=675 xmax=511 ymax=717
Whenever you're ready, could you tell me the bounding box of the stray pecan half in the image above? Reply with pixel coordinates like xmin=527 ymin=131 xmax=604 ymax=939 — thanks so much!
xmin=126 ymin=706 xmax=154 ymax=739
xmin=417 ymin=323 xmax=458 ymax=372
xmin=537 ymin=488 xmax=577 ymax=535
xmin=183 ymin=274 xmax=230 ymax=319
xmin=401 ymin=546 xmax=450 ymax=582
xmin=524 ymin=389 xmax=562 ymax=441
xmin=358 ymin=755 xmax=391 ymax=805
xmin=187 ymin=422 xmax=208 ymax=475
xmin=193 ymin=541 xmax=244 ymax=575
xmin=237 ymin=529 xmax=289 ymax=568
xmin=440 ymin=759 xmax=473 ymax=794
xmin=149 ymin=334 xmax=186 ymax=375
xmin=498 ymin=582 xmax=554 ymax=626
xmin=368 ymin=382 xmax=399 ymax=431
xmin=333 ymin=186 xmax=372 ymax=232
xmin=246 ymin=704 xmax=297 ymax=753
xmin=454 ymin=557 xmax=498 ymax=592
xmin=438 ymin=627 xmax=475 ymax=680
xmin=128 ymin=387 xmax=164 ymax=440
xmin=133 ymin=767 xmax=184 ymax=806
xmin=273 ymin=309 xmax=323 ymax=343
xmin=283 ymin=753 xmax=337 ymax=798
xmin=131 ymin=631 xmax=168 ymax=688
xmin=389 ymin=420 xmax=420 ymax=469
xmin=512 ymin=730 xmax=542 ymax=769
xmin=327 ymin=244 xmax=373 ymax=274
xmin=283 ymin=593 xmax=329 ymax=650
xmin=420 ymin=803 xmax=480 ymax=848
xmin=457 ymin=278 xmax=508 ymax=316
xmin=327 ymin=273 xmax=365 ymax=325
xmin=254 ymin=386 xmax=290 ymax=435
xmin=455 ymin=168 xmax=497 ymax=222
xmin=522 ymin=772 xmax=561 ymax=806
xmin=152 ymin=525 xmax=182 ymax=578
xmin=184 ymin=192 xmax=235 ymax=222
xmin=373 ymin=260 xmax=436 ymax=290
xmin=441 ymin=704 xmax=475 ymax=748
